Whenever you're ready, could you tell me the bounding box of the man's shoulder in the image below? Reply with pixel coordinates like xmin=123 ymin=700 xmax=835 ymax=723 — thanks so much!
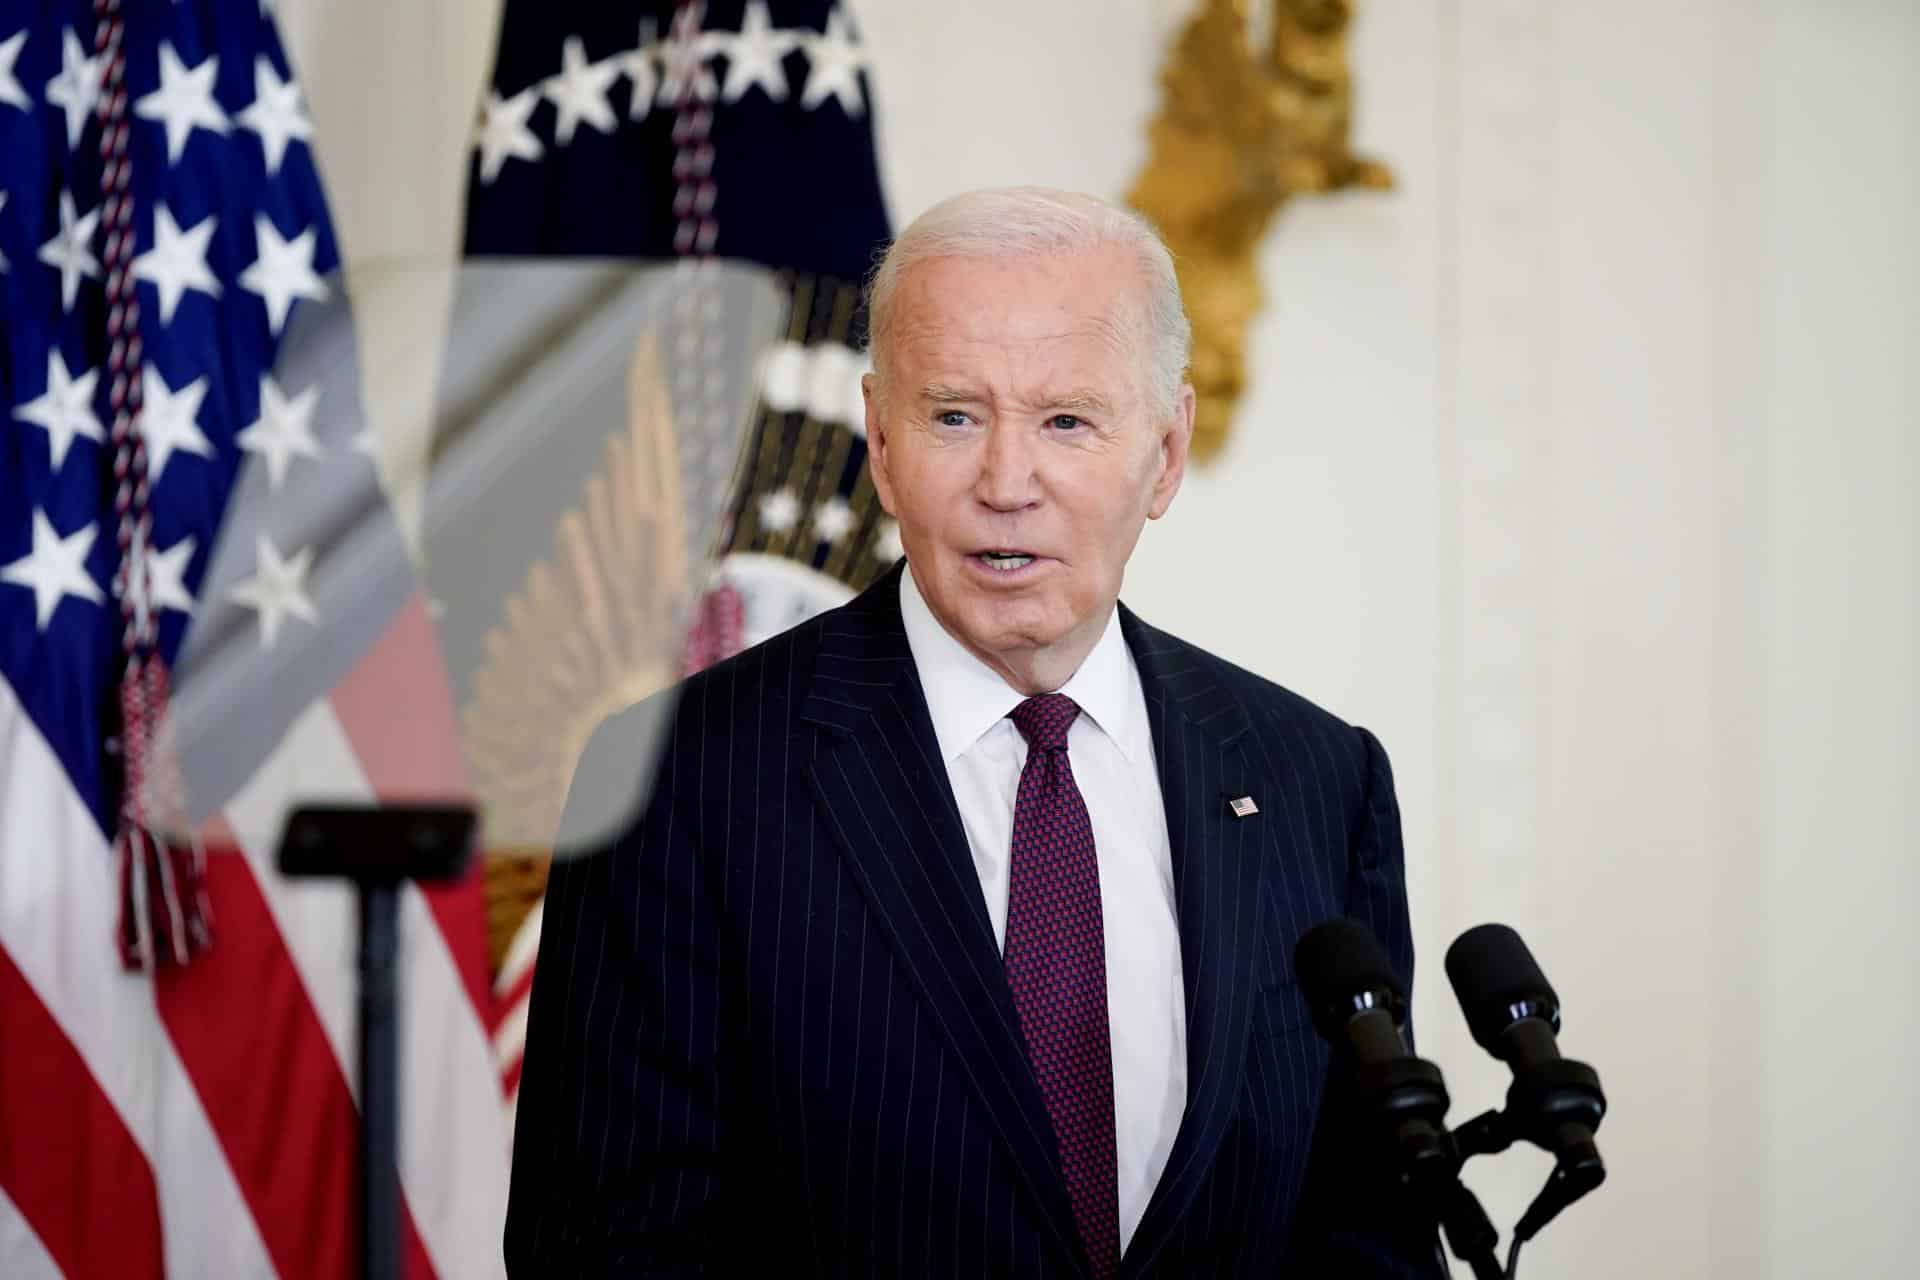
xmin=558 ymin=603 xmax=848 ymax=847
xmin=613 ymin=572 xmax=896 ymax=732
xmin=639 ymin=595 xmax=851 ymax=746
xmin=1121 ymin=608 xmax=1379 ymax=775
xmin=689 ymin=607 xmax=828 ymax=709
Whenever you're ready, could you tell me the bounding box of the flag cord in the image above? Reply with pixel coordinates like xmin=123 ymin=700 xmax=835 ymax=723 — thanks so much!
xmin=92 ymin=0 xmax=211 ymax=971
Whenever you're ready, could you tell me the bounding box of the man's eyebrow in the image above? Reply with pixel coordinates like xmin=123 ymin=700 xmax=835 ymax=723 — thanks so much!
xmin=1044 ymin=389 xmax=1114 ymax=414
xmin=914 ymin=385 xmax=1115 ymax=412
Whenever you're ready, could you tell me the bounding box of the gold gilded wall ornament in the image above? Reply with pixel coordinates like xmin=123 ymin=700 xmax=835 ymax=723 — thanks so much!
xmin=1128 ymin=0 xmax=1392 ymax=460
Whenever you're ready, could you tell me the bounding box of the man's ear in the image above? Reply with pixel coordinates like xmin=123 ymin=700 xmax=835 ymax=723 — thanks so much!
xmin=863 ymin=373 xmax=896 ymax=514
xmin=1146 ymin=382 xmax=1195 ymax=521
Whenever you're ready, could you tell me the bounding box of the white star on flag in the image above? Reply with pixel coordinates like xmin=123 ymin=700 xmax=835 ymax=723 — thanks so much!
xmin=873 ymin=518 xmax=903 ymax=563
xmin=1 ymin=510 xmax=103 ymax=631
xmin=545 ymin=36 xmax=619 ymax=144
xmin=138 ymin=366 xmax=216 ymax=482
xmin=800 ymin=8 xmax=866 ymax=115
xmin=135 ymin=42 xmax=231 ymax=165
xmin=812 ymin=497 xmax=855 ymax=544
xmin=806 ymin=340 xmax=863 ymax=426
xmin=227 ymin=534 xmax=319 ymax=650
xmin=37 ymin=189 xmax=100 ymax=312
xmin=719 ymin=2 xmax=798 ymax=104
xmin=757 ymin=340 xmax=809 ymax=413
xmin=657 ymin=8 xmax=717 ymax=105
xmin=235 ymin=375 xmax=322 ymax=490
xmin=13 ymin=348 xmax=103 ymax=470
xmin=237 ymin=55 xmax=312 ymax=174
xmin=757 ymin=488 xmax=801 ymax=534
xmin=44 ymin=28 xmax=99 ymax=151
xmin=133 ymin=531 xmax=198 ymax=622
xmin=133 ymin=204 xmax=221 ymax=324
xmin=620 ymin=21 xmax=660 ymax=121
xmin=474 ymin=86 xmax=543 ymax=184
xmin=0 ymin=30 xmax=29 ymax=111
xmin=239 ymin=213 xmax=328 ymax=335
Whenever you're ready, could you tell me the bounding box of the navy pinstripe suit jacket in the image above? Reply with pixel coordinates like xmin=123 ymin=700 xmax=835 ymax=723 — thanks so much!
xmin=506 ymin=565 xmax=1446 ymax=1277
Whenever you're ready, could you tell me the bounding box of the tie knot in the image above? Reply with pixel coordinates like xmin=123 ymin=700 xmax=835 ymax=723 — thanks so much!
xmin=1010 ymin=693 xmax=1079 ymax=751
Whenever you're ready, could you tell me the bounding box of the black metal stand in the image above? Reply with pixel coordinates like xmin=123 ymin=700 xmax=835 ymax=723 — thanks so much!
xmin=278 ymin=803 xmax=477 ymax=1280
xmin=1344 ymin=1049 xmax=1504 ymax=1279
xmin=357 ymin=884 xmax=402 ymax=1280
xmin=1451 ymin=1105 xmax=1605 ymax=1274
xmin=1397 ymin=1125 xmax=1501 ymax=1280
xmin=1448 ymin=1105 xmax=1608 ymax=1279
xmin=1430 ymin=1171 xmax=1503 ymax=1280
xmin=1370 ymin=1075 xmax=1606 ymax=1279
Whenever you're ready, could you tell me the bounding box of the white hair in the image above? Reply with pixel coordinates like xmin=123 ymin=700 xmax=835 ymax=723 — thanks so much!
xmin=864 ymin=186 xmax=1192 ymax=421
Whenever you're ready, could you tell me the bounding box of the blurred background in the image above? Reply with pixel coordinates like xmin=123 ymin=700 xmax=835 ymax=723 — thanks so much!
xmin=3 ymin=0 xmax=1914 ymax=1276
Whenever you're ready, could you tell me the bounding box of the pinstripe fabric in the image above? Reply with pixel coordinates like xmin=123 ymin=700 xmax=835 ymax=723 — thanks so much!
xmin=506 ymin=564 xmax=1445 ymax=1277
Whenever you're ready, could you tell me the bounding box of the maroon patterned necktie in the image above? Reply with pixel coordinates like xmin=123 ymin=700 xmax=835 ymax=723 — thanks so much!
xmin=1004 ymin=693 xmax=1121 ymax=1276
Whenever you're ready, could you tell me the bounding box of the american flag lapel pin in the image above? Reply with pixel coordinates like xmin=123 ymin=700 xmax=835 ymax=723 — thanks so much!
xmin=1228 ymin=795 xmax=1259 ymax=818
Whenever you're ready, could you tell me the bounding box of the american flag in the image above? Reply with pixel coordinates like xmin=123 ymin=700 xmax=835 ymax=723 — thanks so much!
xmin=0 ymin=3 xmax=507 ymax=1277
xmin=461 ymin=0 xmax=895 ymax=1122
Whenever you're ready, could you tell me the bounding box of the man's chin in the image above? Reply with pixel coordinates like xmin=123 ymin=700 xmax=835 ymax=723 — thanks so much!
xmin=951 ymin=610 xmax=1071 ymax=661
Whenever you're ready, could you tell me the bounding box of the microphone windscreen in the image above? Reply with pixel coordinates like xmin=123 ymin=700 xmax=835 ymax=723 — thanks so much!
xmin=1445 ymin=923 xmax=1559 ymax=1051
xmin=1294 ymin=918 xmax=1402 ymax=1008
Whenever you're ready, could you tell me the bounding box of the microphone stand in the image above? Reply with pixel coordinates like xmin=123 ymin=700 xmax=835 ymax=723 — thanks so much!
xmin=1350 ymin=1056 xmax=1504 ymax=1279
xmin=1450 ymin=1107 xmax=1607 ymax=1278
xmin=1362 ymin=1070 xmax=1606 ymax=1279
xmin=1400 ymin=1135 xmax=1503 ymax=1280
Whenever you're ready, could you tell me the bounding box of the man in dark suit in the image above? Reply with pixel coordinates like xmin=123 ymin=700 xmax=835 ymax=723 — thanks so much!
xmin=506 ymin=187 xmax=1445 ymax=1276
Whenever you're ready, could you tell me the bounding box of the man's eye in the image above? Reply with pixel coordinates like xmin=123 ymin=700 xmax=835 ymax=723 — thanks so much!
xmin=936 ymin=411 xmax=970 ymax=428
xmin=1048 ymin=415 xmax=1085 ymax=431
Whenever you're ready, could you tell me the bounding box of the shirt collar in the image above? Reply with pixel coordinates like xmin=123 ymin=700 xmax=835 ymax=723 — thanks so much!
xmin=899 ymin=561 xmax=1148 ymax=766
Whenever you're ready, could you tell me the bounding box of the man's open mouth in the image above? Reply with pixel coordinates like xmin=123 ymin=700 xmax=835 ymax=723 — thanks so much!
xmin=973 ymin=550 xmax=1036 ymax=572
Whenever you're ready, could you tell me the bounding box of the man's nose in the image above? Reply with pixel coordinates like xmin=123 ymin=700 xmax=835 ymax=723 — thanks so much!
xmin=974 ymin=418 xmax=1038 ymax=512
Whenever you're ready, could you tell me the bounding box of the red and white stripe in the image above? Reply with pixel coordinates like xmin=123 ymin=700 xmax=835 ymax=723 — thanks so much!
xmin=492 ymin=901 xmax=542 ymax=1124
xmin=0 ymin=596 xmax=509 ymax=1279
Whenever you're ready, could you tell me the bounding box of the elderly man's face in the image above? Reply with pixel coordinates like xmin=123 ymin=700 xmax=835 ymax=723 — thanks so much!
xmin=864 ymin=246 xmax=1194 ymax=691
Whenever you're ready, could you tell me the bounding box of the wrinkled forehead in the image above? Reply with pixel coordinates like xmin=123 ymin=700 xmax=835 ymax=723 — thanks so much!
xmin=878 ymin=249 xmax=1153 ymax=399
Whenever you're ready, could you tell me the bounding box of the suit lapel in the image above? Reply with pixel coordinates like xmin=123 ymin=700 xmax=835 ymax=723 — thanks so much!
xmin=1118 ymin=608 xmax=1266 ymax=1274
xmin=802 ymin=566 xmax=1090 ymax=1277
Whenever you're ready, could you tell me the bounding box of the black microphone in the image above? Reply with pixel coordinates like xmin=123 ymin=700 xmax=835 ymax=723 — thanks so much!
xmin=1293 ymin=919 xmax=1452 ymax=1176
xmin=1296 ymin=919 xmax=1503 ymax=1279
xmin=1445 ymin=923 xmax=1607 ymax=1241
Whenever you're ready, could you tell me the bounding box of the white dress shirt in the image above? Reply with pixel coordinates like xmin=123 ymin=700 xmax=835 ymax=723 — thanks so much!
xmin=899 ymin=564 xmax=1187 ymax=1253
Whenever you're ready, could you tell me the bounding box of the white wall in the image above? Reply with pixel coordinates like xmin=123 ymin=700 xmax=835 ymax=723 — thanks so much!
xmin=281 ymin=1 xmax=1920 ymax=1274
xmin=1759 ymin=3 xmax=1918 ymax=1266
